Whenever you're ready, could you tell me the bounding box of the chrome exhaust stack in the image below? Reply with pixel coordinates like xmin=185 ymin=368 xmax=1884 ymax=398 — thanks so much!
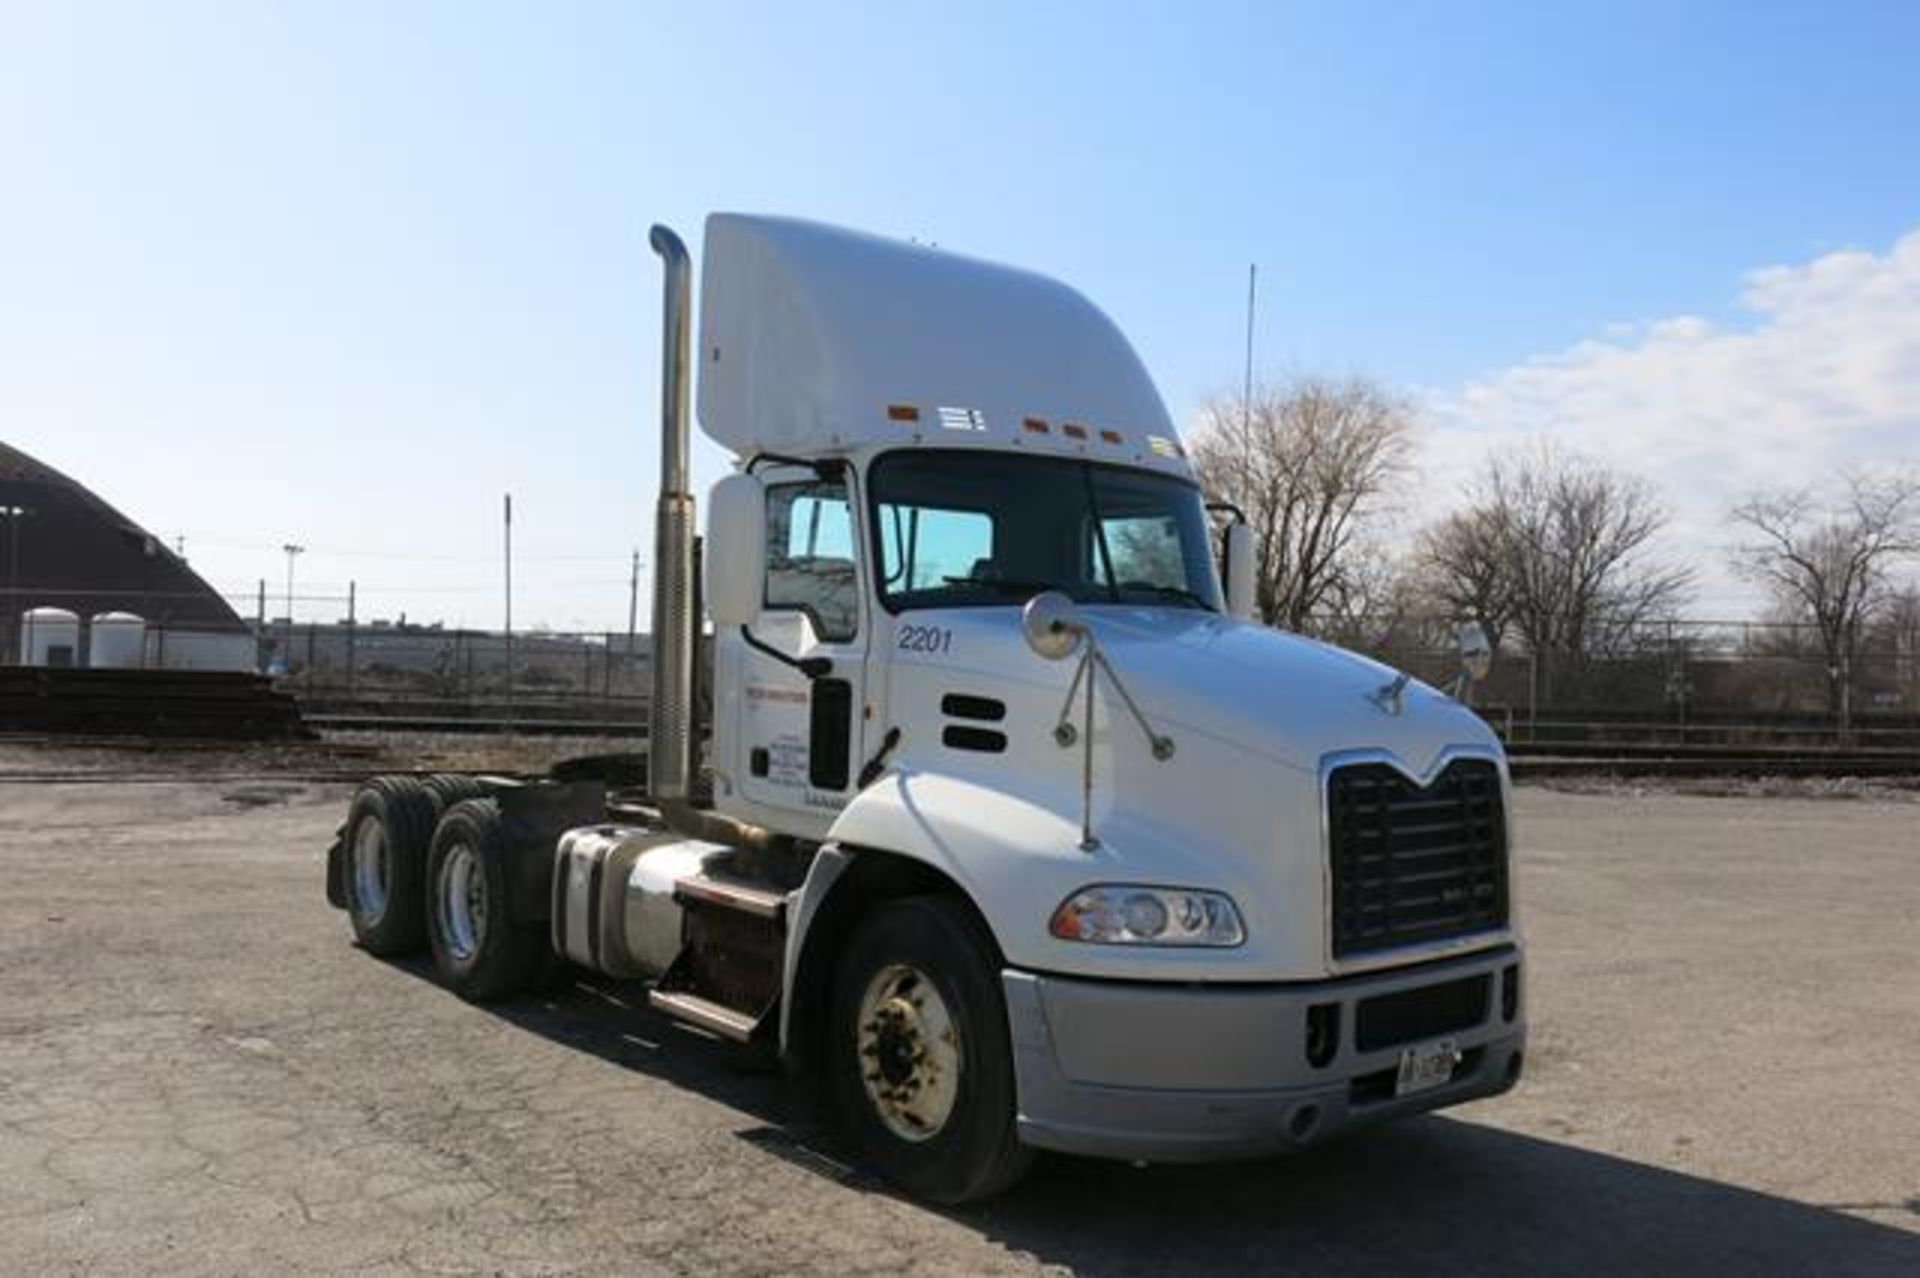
xmin=647 ymin=224 xmax=696 ymax=801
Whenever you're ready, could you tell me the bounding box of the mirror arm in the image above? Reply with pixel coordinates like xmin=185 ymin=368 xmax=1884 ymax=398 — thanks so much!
xmin=1206 ymin=500 xmax=1247 ymax=524
xmin=746 ymin=452 xmax=847 ymax=481
xmin=739 ymin=624 xmax=832 ymax=680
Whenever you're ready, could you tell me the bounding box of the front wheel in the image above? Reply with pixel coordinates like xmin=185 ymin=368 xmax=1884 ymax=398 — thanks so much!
xmin=827 ymin=896 xmax=1032 ymax=1204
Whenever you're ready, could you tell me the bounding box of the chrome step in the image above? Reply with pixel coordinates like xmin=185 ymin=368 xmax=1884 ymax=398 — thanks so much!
xmin=648 ymin=989 xmax=760 ymax=1042
xmin=673 ymin=872 xmax=787 ymax=921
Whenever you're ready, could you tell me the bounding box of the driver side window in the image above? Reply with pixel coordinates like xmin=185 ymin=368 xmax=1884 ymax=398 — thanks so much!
xmin=765 ymin=481 xmax=859 ymax=641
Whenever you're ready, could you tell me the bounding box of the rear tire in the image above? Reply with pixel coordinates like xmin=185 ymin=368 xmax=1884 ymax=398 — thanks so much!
xmin=424 ymin=798 xmax=549 ymax=1002
xmin=827 ymin=896 xmax=1032 ymax=1204
xmin=421 ymin=772 xmax=491 ymax=817
xmin=342 ymin=776 xmax=436 ymax=956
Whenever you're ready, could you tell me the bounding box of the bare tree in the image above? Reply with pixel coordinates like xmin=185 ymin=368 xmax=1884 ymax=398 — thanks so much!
xmin=1729 ymin=471 xmax=1920 ymax=729
xmin=1314 ymin=543 xmax=1424 ymax=653
xmin=1411 ymin=506 xmax=1516 ymax=653
xmin=1192 ymin=376 xmax=1413 ymax=630
xmin=1880 ymin=584 xmax=1920 ymax=704
xmin=1487 ymin=446 xmax=1693 ymax=664
xmin=1415 ymin=446 xmax=1690 ymax=707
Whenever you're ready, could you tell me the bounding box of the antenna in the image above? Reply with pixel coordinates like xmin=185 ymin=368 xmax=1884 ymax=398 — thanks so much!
xmin=1243 ymin=263 xmax=1257 ymax=428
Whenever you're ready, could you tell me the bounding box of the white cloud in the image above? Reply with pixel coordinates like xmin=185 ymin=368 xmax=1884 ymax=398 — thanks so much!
xmin=1423 ymin=229 xmax=1920 ymax=612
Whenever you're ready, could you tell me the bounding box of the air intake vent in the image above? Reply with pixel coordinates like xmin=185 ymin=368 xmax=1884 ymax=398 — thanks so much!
xmin=942 ymin=725 xmax=1007 ymax=754
xmin=940 ymin=693 xmax=1006 ymax=722
xmin=1326 ymin=759 xmax=1507 ymax=958
xmin=1354 ymin=974 xmax=1491 ymax=1051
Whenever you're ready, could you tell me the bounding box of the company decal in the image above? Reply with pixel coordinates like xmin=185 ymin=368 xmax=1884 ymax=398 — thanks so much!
xmin=896 ymin=625 xmax=954 ymax=655
xmin=764 ymin=735 xmax=809 ymax=788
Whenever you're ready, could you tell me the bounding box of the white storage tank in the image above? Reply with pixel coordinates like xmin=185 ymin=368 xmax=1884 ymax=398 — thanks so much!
xmin=90 ymin=612 xmax=147 ymax=669
xmin=21 ymin=607 xmax=81 ymax=667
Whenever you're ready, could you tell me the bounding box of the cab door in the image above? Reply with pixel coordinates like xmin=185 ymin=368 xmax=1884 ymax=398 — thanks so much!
xmin=732 ymin=467 xmax=870 ymax=829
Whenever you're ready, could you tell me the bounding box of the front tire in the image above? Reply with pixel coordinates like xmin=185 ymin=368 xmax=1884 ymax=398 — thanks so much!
xmin=424 ymin=799 xmax=548 ymax=1002
xmin=828 ymin=896 xmax=1032 ymax=1204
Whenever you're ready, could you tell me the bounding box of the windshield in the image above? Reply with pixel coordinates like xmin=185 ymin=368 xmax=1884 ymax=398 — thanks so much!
xmin=868 ymin=450 xmax=1223 ymax=613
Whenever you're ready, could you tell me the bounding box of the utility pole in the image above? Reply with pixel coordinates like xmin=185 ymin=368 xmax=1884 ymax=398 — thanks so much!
xmin=281 ymin=543 xmax=304 ymax=662
xmin=1243 ymin=263 xmax=1257 ymax=430
xmin=346 ymin=579 xmax=357 ymax=694
xmin=503 ymin=493 xmax=513 ymax=717
xmin=627 ymin=549 xmax=641 ymax=652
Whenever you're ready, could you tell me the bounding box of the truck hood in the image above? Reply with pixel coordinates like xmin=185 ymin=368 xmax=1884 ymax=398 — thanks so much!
xmin=840 ymin=603 xmax=1510 ymax=982
xmin=1073 ymin=606 xmax=1497 ymax=779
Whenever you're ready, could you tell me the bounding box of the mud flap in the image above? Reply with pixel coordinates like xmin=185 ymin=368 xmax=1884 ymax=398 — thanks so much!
xmin=492 ymin=780 xmax=609 ymax=927
xmin=324 ymin=823 xmax=347 ymax=909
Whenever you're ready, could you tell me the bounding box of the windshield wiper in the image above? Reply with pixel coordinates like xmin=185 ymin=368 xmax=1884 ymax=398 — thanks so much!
xmin=940 ymin=575 xmax=1061 ymax=597
xmin=1118 ymin=583 xmax=1217 ymax=610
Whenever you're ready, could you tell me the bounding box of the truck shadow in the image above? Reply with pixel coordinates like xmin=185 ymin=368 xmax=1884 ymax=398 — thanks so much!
xmin=978 ymin=1124 xmax=1920 ymax=1276
xmin=401 ymin=963 xmax=1920 ymax=1276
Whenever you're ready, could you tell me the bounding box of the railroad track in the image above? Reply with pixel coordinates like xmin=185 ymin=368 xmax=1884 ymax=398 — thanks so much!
xmin=305 ymin=712 xmax=645 ymax=736
xmin=1507 ymin=748 xmax=1920 ymax=780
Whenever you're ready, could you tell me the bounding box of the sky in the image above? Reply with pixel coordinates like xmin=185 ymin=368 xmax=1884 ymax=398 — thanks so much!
xmin=2 ymin=1 xmax=1917 ymax=628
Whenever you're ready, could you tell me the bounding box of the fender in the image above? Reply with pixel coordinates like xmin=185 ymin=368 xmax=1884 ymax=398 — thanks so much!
xmin=814 ymin=766 xmax=1299 ymax=982
xmin=775 ymin=768 xmax=1051 ymax=1064
xmin=821 ymin=770 xmax=1080 ymax=963
xmin=779 ymin=844 xmax=855 ymax=1057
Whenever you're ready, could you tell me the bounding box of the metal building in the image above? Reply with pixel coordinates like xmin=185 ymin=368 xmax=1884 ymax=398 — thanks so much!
xmin=1 ymin=440 xmax=249 ymax=665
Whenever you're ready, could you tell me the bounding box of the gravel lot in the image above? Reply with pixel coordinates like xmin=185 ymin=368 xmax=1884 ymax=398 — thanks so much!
xmin=2 ymin=750 xmax=1916 ymax=1275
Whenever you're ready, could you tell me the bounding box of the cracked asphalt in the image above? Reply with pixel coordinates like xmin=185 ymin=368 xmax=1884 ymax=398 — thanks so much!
xmin=1 ymin=767 xmax=1916 ymax=1275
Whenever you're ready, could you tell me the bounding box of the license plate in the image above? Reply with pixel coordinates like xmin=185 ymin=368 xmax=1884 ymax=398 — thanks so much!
xmin=1394 ymin=1038 xmax=1460 ymax=1097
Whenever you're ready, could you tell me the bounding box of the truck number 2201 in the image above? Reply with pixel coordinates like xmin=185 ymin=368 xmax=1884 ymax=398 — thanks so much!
xmin=896 ymin=625 xmax=953 ymax=655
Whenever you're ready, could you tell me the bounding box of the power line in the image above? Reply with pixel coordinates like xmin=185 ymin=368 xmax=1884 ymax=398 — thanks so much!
xmin=157 ymin=532 xmax=629 ymax=564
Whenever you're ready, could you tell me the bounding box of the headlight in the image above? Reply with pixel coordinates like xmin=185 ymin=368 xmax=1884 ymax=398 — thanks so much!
xmin=1048 ymin=885 xmax=1245 ymax=947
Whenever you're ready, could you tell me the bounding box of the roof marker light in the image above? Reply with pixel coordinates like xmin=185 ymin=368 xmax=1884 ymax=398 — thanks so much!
xmin=1022 ymin=417 xmax=1050 ymax=434
xmin=1062 ymin=423 xmax=1089 ymax=440
xmin=887 ymin=404 xmax=920 ymax=423
xmin=1099 ymin=429 xmax=1123 ymax=445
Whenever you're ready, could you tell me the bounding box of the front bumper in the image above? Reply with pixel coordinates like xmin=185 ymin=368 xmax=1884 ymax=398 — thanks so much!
xmin=1002 ymin=944 xmax=1525 ymax=1163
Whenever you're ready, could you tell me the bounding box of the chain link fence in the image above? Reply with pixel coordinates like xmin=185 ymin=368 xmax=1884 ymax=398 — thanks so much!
xmin=8 ymin=583 xmax=1918 ymax=746
xmin=261 ymin=620 xmax=652 ymax=711
xmin=1 ymin=586 xmax=654 ymax=718
xmin=1315 ymin=614 xmax=1920 ymax=750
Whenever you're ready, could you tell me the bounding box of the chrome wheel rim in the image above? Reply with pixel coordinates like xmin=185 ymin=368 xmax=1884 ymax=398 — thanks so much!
xmin=351 ymin=820 xmax=389 ymax=922
xmin=856 ymin=963 xmax=961 ymax=1143
xmin=438 ymin=842 xmax=485 ymax=962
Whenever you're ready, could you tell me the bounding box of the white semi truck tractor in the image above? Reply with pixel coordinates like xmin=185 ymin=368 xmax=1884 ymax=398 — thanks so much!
xmin=327 ymin=214 xmax=1525 ymax=1204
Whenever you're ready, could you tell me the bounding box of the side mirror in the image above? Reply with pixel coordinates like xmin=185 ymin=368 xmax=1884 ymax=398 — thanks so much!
xmin=1452 ymin=621 xmax=1492 ymax=703
xmin=1021 ymin=591 xmax=1085 ymax=660
xmin=1223 ymin=523 xmax=1256 ymax=620
xmin=705 ymin=473 xmax=765 ymax=628
xmin=1458 ymin=621 xmax=1492 ymax=682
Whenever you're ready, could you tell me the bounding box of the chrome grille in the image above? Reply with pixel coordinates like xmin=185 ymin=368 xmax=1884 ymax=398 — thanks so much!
xmin=1327 ymin=759 xmax=1508 ymax=958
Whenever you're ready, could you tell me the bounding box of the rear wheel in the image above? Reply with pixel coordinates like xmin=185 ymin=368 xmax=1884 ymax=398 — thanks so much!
xmin=342 ymin=776 xmax=436 ymax=955
xmin=425 ymin=798 xmax=549 ymax=1002
xmin=421 ymin=772 xmax=491 ymax=817
xmin=828 ymin=896 xmax=1032 ymax=1204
